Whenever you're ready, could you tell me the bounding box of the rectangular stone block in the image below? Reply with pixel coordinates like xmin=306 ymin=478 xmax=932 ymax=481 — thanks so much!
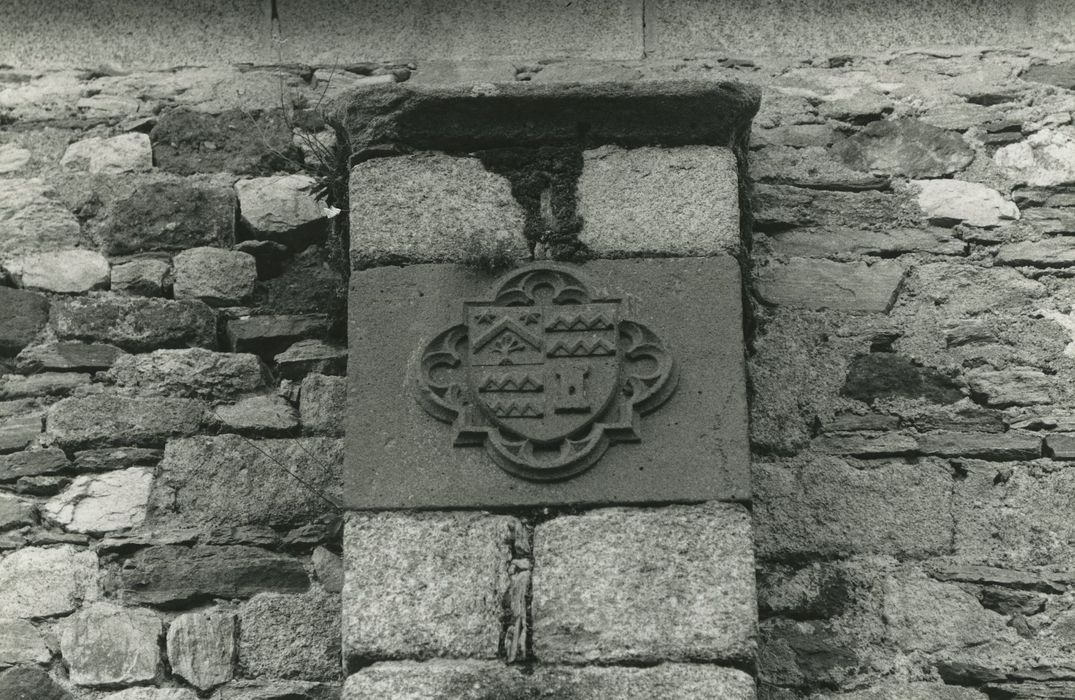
xmin=346 ymin=258 xmax=750 ymax=508
xmin=533 ymin=503 xmax=755 ymax=664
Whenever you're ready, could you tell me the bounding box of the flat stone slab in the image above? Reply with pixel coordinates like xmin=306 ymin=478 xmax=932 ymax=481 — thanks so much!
xmin=346 ymin=258 xmax=749 ymax=508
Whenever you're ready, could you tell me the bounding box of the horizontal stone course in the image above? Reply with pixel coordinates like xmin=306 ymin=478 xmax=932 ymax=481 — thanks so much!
xmin=51 ymin=295 xmax=217 ymax=352
xmin=47 ymin=395 xmax=208 ymax=449
xmin=105 ymin=348 xmax=266 ymax=400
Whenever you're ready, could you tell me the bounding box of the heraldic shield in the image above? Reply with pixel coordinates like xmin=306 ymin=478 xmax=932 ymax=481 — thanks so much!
xmin=416 ymin=264 xmax=678 ymax=482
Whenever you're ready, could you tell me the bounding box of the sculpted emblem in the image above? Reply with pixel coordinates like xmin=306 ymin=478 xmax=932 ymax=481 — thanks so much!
xmin=416 ymin=264 xmax=678 ymax=481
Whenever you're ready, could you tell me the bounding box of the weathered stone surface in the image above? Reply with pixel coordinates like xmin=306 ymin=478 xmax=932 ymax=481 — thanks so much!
xmin=0 ymin=545 xmax=97 ymax=618
xmin=917 ymin=431 xmax=1041 ymax=460
xmin=0 ymin=617 xmax=49 ymax=666
xmin=173 ymin=247 xmax=257 ymax=306
xmin=0 ymin=666 xmax=72 ymax=700
xmin=966 ymin=368 xmax=1054 ymax=407
xmin=907 ymin=263 xmax=1046 ymax=316
xmin=753 ymin=145 xmax=889 ymax=190
xmin=167 ymin=608 xmax=235 ymax=691
xmin=1045 ymin=433 xmax=1075 ymax=460
xmin=51 ymin=295 xmax=216 ymax=352
xmin=299 ymin=374 xmax=345 ymax=436
xmin=755 ymin=258 xmax=904 ymax=312
xmin=60 ymin=602 xmax=161 ymax=687
xmin=151 ymin=109 xmax=300 ymax=176
xmin=15 ymin=341 xmax=126 ymax=373
xmin=344 ymin=512 xmax=514 ymax=660
xmin=842 ymin=353 xmax=963 ymax=405
xmin=150 ymin=435 xmax=341 ymax=530
xmin=274 ymin=340 xmax=346 ymax=380
xmin=0 ymin=372 xmax=90 ymax=400
xmin=828 ymin=682 xmax=986 ymax=699
xmin=311 ymin=547 xmax=343 ymax=594
xmin=812 ymin=432 xmax=919 ymax=457
xmin=994 ymin=128 xmax=1075 ymax=187
xmin=0 ymin=286 xmax=48 ymax=355
xmin=236 ymin=175 xmax=326 ymax=240
xmin=106 ymin=348 xmax=265 ymax=399
xmin=577 ymin=145 xmax=740 ymax=256
xmin=101 ymin=689 xmax=198 ymax=700
xmin=47 ymin=395 xmax=207 ymax=449
xmin=213 ymin=395 xmax=299 ymax=434
xmin=755 ymin=457 xmax=953 ymax=559
xmin=0 ymin=414 xmax=40 ymax=454
xmin=97 ymin=179 xmax=236 ymax=255
xmin=769 ymin=226 xmax=964 ymax=259
xmin=42 ymin=467 xmax=152 ymax=534
xmin=343 ymin=661 xmax=756 ymax=700
xmin=74 ymin=447 xmax=161 ymax=471
xmin=109 ymin=258 xmax=170 ymax=297
xmin=349 ymin=154 xmax=527 ymax=268
xmin=4 ymin=249 xmax=109 ymax=293
xmin=60 ymin=133 xmax=152 ymax=175
xmin=0 ymin=493 xmax=34 ymax=531
xmin=534 ymin=503 xmax=756 ymax=664
xmin=240 ymin=588 xmax=341 ymax=681
xmin=121 ymin=545 xmax=309 ymax=606
xmin=832 ymin=119 xmax=975 ymax=178
xmin=0 ymin=144 xmax=30 ymax=174
xmin=225 ymin=314 xmax=328 ymax=356
xmin=1021 ymin=61 xmax=1075 ymax=89
xmin=913 ymin=179 xmax=1019 ymax=227
xmin=0 ymin=447 xmax=68 ymax=482
xmin=213 ymin=680 xmax=337 ymax=700
xmin=0 ymin=179 xmax=80 ymax=259
xmin=997 ymin=237 xmax=1075 ymax=267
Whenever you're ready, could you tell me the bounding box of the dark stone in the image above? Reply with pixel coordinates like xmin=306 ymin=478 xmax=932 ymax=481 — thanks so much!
xmin=274 ymin=340 xmax=347 ymax=381
xmin=73 ymin=447 xmax=163 ymax=471
xmin=97 ymin=179 xmax=236 ymax=255
xmin=15 ymin=475 xmax=70 ymax=496
xmin=916 ymin=430 xmax=1041 ymax=461
xmin=0 ymin=666 xmax=73 ymax=700
xmin=152 ymin=108 xmax=302 ymax=176
xmin=225 ymin=314 xmax=329 ymax=357
xmin=51 ymin=296 xmax=216 ymax=352
xmin=0 ymin=415 xmax=40 ymax=454
xmin=346 ymin=258 xmax=749 ymax=508
xmin=822 ymin=412 xmax=900 ymax=433
xmin=977 ymin=586 xmax=1047 ymax=616
xmin=936 ymin=661 xmax=1007 ymax=685
xmin=1020 ymin=62 xmax=1075 ymax=90
xmin=0 ymin=448 xmax=69 ymax=482
xmin=985 ymin=681 xmax=1075 ymax=699
xmin=832 ymin=119 xmax=975 ymax=178
xmin=842 ymin=353 xmax=963 ymax=405
xmin=0 ymin=287 xmax=48 ymax=356
xmin=254 ymin=245 xmax=344 ymax=316
xmin=120 ymin=545 xmax=309 ymax=606
xmin=759 ymin=620 xmax=860 ymax=688
xmin=913 ymin=405 xmax=1007 ymax=433
xmin=15 ymin=341 xmax=127 ymax=373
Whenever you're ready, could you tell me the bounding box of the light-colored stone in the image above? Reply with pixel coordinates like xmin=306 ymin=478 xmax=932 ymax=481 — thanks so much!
xmin=755 ymin=258 xmax=905 ymax=312
xmin=47 ymin=394 xmax=207 ymax=449
xmin=0 ymin=492 xmax=34 ymax=531
xmin=912 ymin=179 xmax=1019 ymax=228
xmin=60 ymin=602 xmax=161 ymax=687
xmin=235 ymin=174 xmax=325 ymax=238
xmin=102 ymin=689 xmax=198 ymax=700
xmin=106 ymin=348 xmax=265 ymax=400
xmin=4 ymin=249 xmax=109 ymax=293
xmin=173 ymin=247 xmax=257 ymax=306
xmin=997 ymin=237 xmax=1075 ymax=267
xmin=166 ymin=608 xmax=235 ymax=691
xmin=0 ymin=178 xmax=80 ymax=258
xmin=882 ymin=571 xmax=1010 ymax=653
xmin=349 ymin=154 xmax=528 ymax=268
xmin=0 ymin=617 xmax=50 ymax=666
xmin=907 ymin=262 xmax=1046 ymax=316
xmin=0 ymin=144 xmax=31 ymax=173
xmin=534 ymin=503 xmax=755 ymax=663
xmin=0 ymin=545 xmax=98 ymax=618
xmin=60 ymin=133 xmax=152 ymax=175
xmin=344 ymin=511 xmax=514 ymax=660
xmin=299 ymin=373 xmax=346 ymax=436
xmin=995 ymin=127 xmax=1075 ymax=187
xmin=213 ymin=395 xmax=299 ymax=434
xmin=311 ymin=546 xmax=343 ymax=593
xmin=110 ymin=258 xmax=170 ymax=297
xmin=0 ymin=371 xmax=91 ymax=400
xmin=239 ymin=588 xmax=341 ymax=681
xmin=577 ymin=145 xmax=740 ymax=256
xmin=966 ymin=367 xmax=1054 ymax=407
xmin=829 ymin=682 xmax=989 ymax=699
xmin=42 ymin=467 xmax=153 ymax=534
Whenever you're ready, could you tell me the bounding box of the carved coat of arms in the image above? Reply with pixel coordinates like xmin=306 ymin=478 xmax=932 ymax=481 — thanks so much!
xmin=416 ymin=264 xmax=678 ymax=481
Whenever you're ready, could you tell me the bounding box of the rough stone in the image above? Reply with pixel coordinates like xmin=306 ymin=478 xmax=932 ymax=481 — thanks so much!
xmin=15 ymin=341 xmax=126 ymax=373
xmin=0 ymin=493 xmax=34 ymax=531
xmin=754 ymin=456 xmax=953 ymax=559
xmin=349 ymin=154 xmax=527 ymax=268
xmin=0 ymin=414 xmax=40 ymax=454
xmin=577 ymin=145 xmax=740 ymax=256
xmin=966 ymin=368 xmax=1054 ymax=407
xmin=769 ymin=226 xmax=964 ymax=259
xmin=997 ymin=237 xmax=1075 ymax=267
xmin=235 ymin=175 xmax=326 ymax=240
xmin=42 ymin=467 xmax=153 ymax=534
xmin=74 ymin=447 xmax=162 ymax=471
xmin=97 ymin=179 xmax=236 ymax=255
xmin=0 ymin=617 xmax=50 ymax=666
xmin=110 ymin=258 xmax=171 ymax=297
xmin=212 ymin=395 xmax=299 ymax=435
xmin=994 ymin=128 xmax=1075 ymax=187
xmin=0 ymin=666 xmax=72 ymax=700
xmin=240 ymin=588 xmax=341 ymax=681
xmin=51 ymin=295 xmax=216 ymax=352
xmin=166 ymin=608 xmax=235 ymax=691
xmin=225 ymin=314 xmax=329 ymax=356
xmin=150 ymin=435 xmax=341 ymax=530
xmin=1021 ymin=61 xmax=1075 ymax=90
xmin=0 ymin=545 xmax=97 ymax=618
xmin=0 ymin=144 xmax=30 ymax=174
xmin=274 ymin=340 xmax=346 ymax=380
xmin=151 ymin=109 xmax=300 ymax=176
xmin=344 ymin=512 xmax=514 ymax=660
xmin=47 ymin=394 xmax=207 ymax=449
xmin=101 ymin=690 xmax=198 ymax=700
xmin=0 ymin=372 xmax=90 ymax=400
xmin=1045 ymin=433 xmax=1075 ymax=460
xmin=753 ymin=144 xmax=890 ymax=189
xmin=311 ymin=547 xmax=343 ymax=593
xmin=0 ymin=448 xmax=69 ymax=482
xmin=907 ymin=263 xmax=1046 ymax=316
xmin=299 ymin=374 xmax=345 ymax=436
xmin=534 ymin=503 xmax=756 ymax=664
xmin=832 ymin=118 xmax=975 ymax=178
xmin=812 ymin=432 xmax=918 ymax=457
xmin=755 ymin=258 xmax=905 ymax=312
xmin=121 ymin=545 xmax=309 ymax=606
xmin=106 ymin=348 xmax=265 ymax=400
xmin=0 ymin=179 xmax=80 ymax=259
xmin=343 ymin=661 xmax=756 ymax=700
xmin=60 ymin=133 xmax=152 ymax=175
xmin=0 ymin=286 xmax=48 ymax=355
xmin=213 ymin=680 xmax=338 ymax=700
xmin=829 ymin=682 xmax=987 ymax=699
xmin=916 ymin=431 xmax=1041 ymax=461
xmin=60 ymin=602 xmax=161 ymax=687
xmin=883 ymin=571 xmax=1010 ymax=653
xmin=172 ymin=247 xmax=257 ymax=306
xmin=842 ymin=353 xmax=963 ymax=405
xmin=913 ymin=179 xmax=1020 ymax=227
xmin=4 ymin=249 xmax=109 ymax=293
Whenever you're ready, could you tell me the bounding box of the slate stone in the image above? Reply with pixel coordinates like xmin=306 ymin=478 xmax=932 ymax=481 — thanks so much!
xmin=212 ymin=395 xmax=299 ymax=435
xmin=916 ymin=431 xmax=1041 ymax=461
xmin=15 ymin=341 xmax=127 ymax=373
xmin=274 ymin=340 xmax=346 ymax=380
xmin=60 ymin=133 xmax=152 ymax=175
xmin=0 ymin=493 xmax=34 ymax=531
xmin=842 ymin=353 xmax=963 ymax=404
xmin=51 ymin=295 xmax=216 ymax=352
xmin=770 ymin=226 xmax=964 ymax=258
xmin=752 ymin=145 xmax=890 ymax=190
xmin=172 ymin=247 xmax=257 ymax=306
xmin=0 ymin=372 xmax=91 ymax=400
xmin=913 ymin=179 xmax=1019 ymax=227
xmin=225 ymin=314 xmax=328 ymax=357
xmin=1045 ymin=433 xmax=1075 ymax=460
xmin=534 ymin=503 xmax=756 ymax=664
xmin=120 ymin=545 xmax=309 ymax=606
xmin=832 ymin=118 xmax=975 ymax=178
xmin=47 ymin=395 xmax=207 ymax=449
xmin=151 ymin=109 xmax=300 ymax=176
xmin=97 ymin=179 xmax=236 ymax=255
xmin=299 ymin=374 xmax=345 ymax=436
xmin=4 ymin=249 xmax=110 ymax=294
xmin=60 ymin=602 xmax=161 ymax=687
xmin=0 ymin=414 xmax=40 ymax=454
xmin=812 ymin=432 xmax=919 ymax=457
xmin=909 ymin=263 xmax=1046 ymax=316
xmin=167 ymin=608 xmax=235 ymax=691
xmin=42 ymin=467 xmax=153 ymax=534
xmin=755 ymin=258 xmax=905 ymax=312
xmin=73 ymin=447 xmax=162 ymax=471
xmin=106 ymin=348 xmax=266 ymax=400
xmin=213 ymin=680 xmax=337 ymax=700
xmin=0 ymin=179 xmax=80 ymax=260
xmin=966 ymin=368 xmax=1054 ymax=407
xmin=0 ymin=667 xmax=73 ymax=700
xmin=0 ymin=448 xmax=69 ymax=482
xmin=1020 ymin=61 xmax=1075 ymax=90
xmin=0 ymin=617 xmax=50 ymax=666
xmin=0 ymin=287 xmax=48 ymax=356
xmin=15 ymin=475 xmax=69 ymax=496
xmin=110 ymin=258 xmax=170 ymax=297
xmin=997 ymin=238 xmax=1075 ymax=267
xmin=0 ymin=545 xmax=99 ymax=618
xmin=239 ymin=588 xmax=341 ymax=681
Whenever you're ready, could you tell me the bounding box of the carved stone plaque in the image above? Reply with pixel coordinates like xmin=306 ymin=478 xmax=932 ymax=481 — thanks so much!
xmin=346 ymin=258 xmax=749 ymax=509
